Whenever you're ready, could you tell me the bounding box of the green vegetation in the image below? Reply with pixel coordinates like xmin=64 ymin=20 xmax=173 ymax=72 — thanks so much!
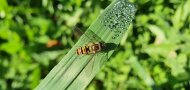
xmin=0 ymin=0 xmax=190 ymax=90
xmin=35 ymin=0 xmax=136 ymax=90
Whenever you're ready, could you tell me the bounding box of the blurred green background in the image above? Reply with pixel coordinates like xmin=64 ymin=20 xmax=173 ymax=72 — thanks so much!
xmin=0 ymin=0 xmax=190 ymax=90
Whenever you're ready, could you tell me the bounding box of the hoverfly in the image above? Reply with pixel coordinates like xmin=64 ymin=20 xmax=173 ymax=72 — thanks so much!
xmin=72 ymin=26 xmax=116 ymax=76
xmin=73 ymin=26 xmax=107 ymax=76
xmin=76 ymin=42 xmax=106 ymax=55
xmin=73 ymin=26 xmax=107 ymax=55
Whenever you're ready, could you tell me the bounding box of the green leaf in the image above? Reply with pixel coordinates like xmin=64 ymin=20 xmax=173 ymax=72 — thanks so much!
xmin=143 ymin=43 xmax=177 ymax=59
xmin=127 ymin=56 xmax=155 ymax=87
xmin=172 ymin=0 xmax=190 ymax=30
xmin=34 ymin=0 xmax=136 ymax=90
xmin=0 ymin=0 xmax=7 ymax=18
xmin=29 ymin=67 xmax=41 ymax=89
xmin=0 ymin=31 xmax=23 ymax=54
xmin=165 ymin=54 xmax=188 ymax=77
xmin=148 ymin=25 xmax=165 ymax=44
xmin=30 ymin=18 xmax=51 ymax=35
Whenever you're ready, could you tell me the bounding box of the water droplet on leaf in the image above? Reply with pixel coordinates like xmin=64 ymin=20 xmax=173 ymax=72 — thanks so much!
xmin=103 ymin=0 xmax=136 ymax=30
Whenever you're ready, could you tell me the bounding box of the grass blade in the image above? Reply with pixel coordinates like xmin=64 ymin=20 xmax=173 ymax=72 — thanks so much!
xmin=35 ymin=0 xmax=136 ymax=90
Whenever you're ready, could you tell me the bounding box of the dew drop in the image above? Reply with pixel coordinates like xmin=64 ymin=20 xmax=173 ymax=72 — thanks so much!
xmin=103 ymin=0 xmax=136 ymax=30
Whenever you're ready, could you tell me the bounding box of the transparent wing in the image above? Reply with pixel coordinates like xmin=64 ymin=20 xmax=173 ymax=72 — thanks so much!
xmin=72 ymin=26 xmax=84 ymax=39
xmin=84 ymin=55 xmax=96 ymax=76
xmin=73 ymin=26 xmax=103 ymax=43
xmin=84 ymin=52 xmax=108 ymax=76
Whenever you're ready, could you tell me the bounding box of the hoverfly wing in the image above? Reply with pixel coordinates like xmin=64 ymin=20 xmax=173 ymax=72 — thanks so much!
xmin=72 ymin=26 xmax=84 ymax=39
xmin=85 ymin=30 xmax=103 ymax=42
xmin=73 ymin=26 xmax=103 ymax=43
xmin=84 ymin=54 xmax=96 ymax=77
xmin=84 ymin=52 xmax=108 ymax=77
xmin=98 ymin=52 xmax=108 ymax=67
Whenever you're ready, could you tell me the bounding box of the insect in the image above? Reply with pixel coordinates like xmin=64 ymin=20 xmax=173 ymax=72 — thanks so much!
xmin=71 ymin=26 xmax=116 ymax=77
xmin=73 ymin=26 xmax=107 ymax=55
xmin=76 ymin=42 xmax=106 ymax=55
xmin=73 ymin=26 xmax=110 ymax=76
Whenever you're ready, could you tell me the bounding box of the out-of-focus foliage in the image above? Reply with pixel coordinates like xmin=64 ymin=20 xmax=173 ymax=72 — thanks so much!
xmin=0 ymin=0 xmax=189 ymax=90
xmin=90 ymin=0 xmax=190 ymax=90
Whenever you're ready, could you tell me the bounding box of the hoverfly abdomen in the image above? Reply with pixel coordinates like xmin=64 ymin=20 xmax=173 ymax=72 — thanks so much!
xmin=76 ymin=47 xmax=86 ymax=55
